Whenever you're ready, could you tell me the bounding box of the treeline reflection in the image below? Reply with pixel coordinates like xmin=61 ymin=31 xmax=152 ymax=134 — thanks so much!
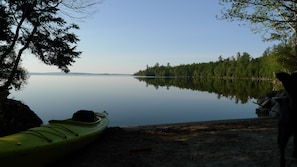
xmin=135 ymin=77 xmax=279 ymax=104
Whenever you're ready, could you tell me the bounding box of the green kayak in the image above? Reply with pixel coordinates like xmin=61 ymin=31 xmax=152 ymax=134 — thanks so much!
xmin=0 ymin=111 xmax=108 ymax=167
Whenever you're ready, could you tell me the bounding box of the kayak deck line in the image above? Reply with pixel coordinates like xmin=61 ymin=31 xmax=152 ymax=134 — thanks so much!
xmin=23 ymin=129 xmax=53 ymax=143
xmin=17 ymin=113 xmax=105 ymax=143
xmin=45 ymin=124 xmax=79 ymax=137
xmin=39 ymin=126 xmax=68 ymax=139
xmin=19 ymin=125 xmax=78 ymax=143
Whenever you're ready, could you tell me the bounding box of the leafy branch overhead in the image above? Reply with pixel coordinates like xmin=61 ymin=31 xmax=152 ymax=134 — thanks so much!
xmin=0 ymin=0 xmax=98 ymax=91
xmin=219 ymin=0 xmax=297 ymax=43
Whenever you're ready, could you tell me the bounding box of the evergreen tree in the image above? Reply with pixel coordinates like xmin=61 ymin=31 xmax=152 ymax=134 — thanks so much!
xmin=219 ymin=0 xmax=297 ymax=71
xmin=134 ymin=48 xmax=285 ymax=79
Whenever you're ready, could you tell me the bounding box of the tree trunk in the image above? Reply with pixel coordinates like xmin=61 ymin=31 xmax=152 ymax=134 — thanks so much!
xmin=0 ymin=16 xmax=26 ymax=67
xmin=2 ymin=26 xmax=37 ymax=90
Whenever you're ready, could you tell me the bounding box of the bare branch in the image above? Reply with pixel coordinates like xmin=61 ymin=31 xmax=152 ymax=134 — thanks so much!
xmin=59 ymin=0 xmax=104 ymax=21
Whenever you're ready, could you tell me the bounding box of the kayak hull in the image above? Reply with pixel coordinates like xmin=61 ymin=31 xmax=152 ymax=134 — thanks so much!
xmin=0 ymin=112 xmax=108 ymax=166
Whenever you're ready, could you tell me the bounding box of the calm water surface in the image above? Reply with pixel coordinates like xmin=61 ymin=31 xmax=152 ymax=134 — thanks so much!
xmin=9 ymin=74 xmax=258 ymax=127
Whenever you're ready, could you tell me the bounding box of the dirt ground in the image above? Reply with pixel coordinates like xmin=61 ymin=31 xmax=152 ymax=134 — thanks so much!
xmin=49 ymin=118 xmax=297 ymax=167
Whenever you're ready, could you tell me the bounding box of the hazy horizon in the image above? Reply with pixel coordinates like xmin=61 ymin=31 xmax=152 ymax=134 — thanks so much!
xmin=23 ymin=1 xmax=276 ymax=74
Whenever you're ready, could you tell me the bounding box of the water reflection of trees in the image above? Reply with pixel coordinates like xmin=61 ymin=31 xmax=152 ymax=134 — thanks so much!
xmin=135 ymin=77 xmax=277 ymax=104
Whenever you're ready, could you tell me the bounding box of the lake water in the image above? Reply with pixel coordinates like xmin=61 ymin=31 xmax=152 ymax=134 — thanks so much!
xmin=9 ymin=74 xmax=259 ymax=127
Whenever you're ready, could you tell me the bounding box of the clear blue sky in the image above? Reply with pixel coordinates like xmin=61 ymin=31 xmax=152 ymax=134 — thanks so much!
xmin=23 ymin=0 xmax=276 ymax=74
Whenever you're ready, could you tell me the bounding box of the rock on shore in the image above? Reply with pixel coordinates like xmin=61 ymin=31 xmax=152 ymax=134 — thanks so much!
xmin=0 ymin=98 xmax=42 ymax=136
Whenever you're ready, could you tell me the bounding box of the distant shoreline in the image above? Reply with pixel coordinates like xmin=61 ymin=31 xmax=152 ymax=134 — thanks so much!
xmin=28 ymin=72 xmax=132 ymax=76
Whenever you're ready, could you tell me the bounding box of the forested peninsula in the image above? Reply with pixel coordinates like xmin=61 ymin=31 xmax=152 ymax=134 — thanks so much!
xmin=134 ymin=44 xmax=296 ymax=79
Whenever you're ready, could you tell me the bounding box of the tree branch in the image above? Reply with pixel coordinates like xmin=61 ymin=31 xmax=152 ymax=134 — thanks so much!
xmin=0 ymin=15 xmax=26 ymax=66
xmin=2 ymin=26 xmax=37 ymax=90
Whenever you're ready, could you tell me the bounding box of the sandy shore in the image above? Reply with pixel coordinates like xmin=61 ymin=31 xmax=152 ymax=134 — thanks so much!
xmin=48 ymin=118 xmax=297 ymax=167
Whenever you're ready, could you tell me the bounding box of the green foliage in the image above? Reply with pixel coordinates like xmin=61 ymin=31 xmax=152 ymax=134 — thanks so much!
xmin=134 ymin=47 xmax=288 ymax=79
xmin=272 ymin=44 xmax=297 ymax=72
xmin=218 ymin=0 xmax=297 ymax=43
xmin=135 ymin=77 xmax=275 ymax=104
xmin=218 ymin=0 xmax=297 ymax=72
